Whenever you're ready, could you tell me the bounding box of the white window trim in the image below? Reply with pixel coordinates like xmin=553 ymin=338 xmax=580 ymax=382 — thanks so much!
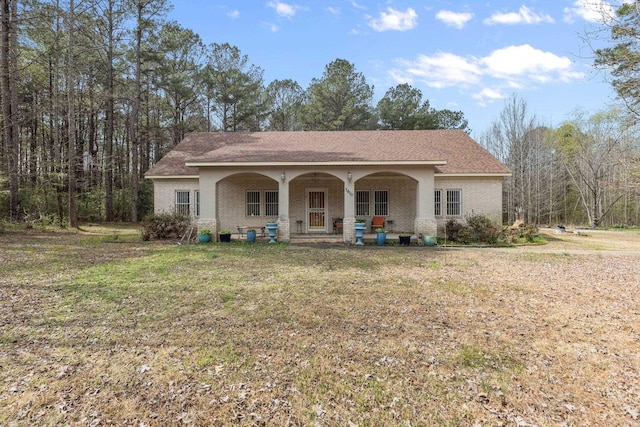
xmin=246 ymin=190 xmax=261 ymax=217
xmin=246 ymin=190 xmax=279 ymax=217
xmin=265 ymin=190 xmax=279 ymax=217
xmin=175 ymin=190 xmax=190 ymax=217
xmin=446 ymin=189 xmax=462 ymax=217
xmin=435 ymin=188 xmax=462 ymax=217
xmin=355 ymin=190 xmax=370 ymax=216
xmin=374 ymin=189 xmax=389 ymax=216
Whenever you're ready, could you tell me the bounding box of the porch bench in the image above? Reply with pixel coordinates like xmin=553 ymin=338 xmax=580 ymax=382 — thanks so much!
xmin=237 ymin=226 xmax=266 ymax=237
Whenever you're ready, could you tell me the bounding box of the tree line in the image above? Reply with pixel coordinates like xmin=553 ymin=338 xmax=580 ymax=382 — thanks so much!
xmin=0 ymin=0 xmax=468 ymax=225
xmin=481 ymin=96 xmax=640 ymax=228
xmin=481 ymin=3 xmax=640 ymax=228
xmin=1 ymin=1 xmax=639 ymax=228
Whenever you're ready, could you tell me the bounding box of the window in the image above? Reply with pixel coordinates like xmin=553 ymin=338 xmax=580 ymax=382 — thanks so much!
xmin=246 ymin=191 xmax=260 ymax=216
xmin=195 ymin=190 xmax=200 ymax=217
xmin=434 ymin=189 xmax=442 ymax=216
xmin=374 ymin=190 xmax=388 ymax=216
xmin=356 ymin=190 xmax=370 ymax=216
xmin=446 ymin=189 xmax=461 ymax=216
xmin=265 ymin=191 xmax=279 ymax=216
xmin=175 ymin=191 xmax=190 ymax=216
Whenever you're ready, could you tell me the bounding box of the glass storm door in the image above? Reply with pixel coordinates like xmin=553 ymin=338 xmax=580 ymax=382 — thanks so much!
xmin=307 ymin=189 xmax=326 ymax=232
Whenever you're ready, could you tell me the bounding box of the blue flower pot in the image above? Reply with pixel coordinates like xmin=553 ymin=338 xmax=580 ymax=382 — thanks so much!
xmin=376 ymin=231 xmax=386 ymax=246
xmin=354 ymin=223 xmax=366 ymax=246
xmin=198 ymin=233 xmax=210 ymax=243
xmin=423 ymin=236 xmax=437 ymax=246
xmin=246 ymin=230 xmax=256 ymax=243
xmin=266 ymin=223 xmax=278 ymax=244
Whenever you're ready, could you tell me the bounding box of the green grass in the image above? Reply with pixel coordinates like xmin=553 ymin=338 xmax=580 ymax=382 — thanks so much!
xmin=1 ymin=227 xmax=638 ymax=426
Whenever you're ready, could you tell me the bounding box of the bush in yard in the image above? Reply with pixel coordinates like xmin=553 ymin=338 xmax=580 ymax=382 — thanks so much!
xmin=445 ymin=218 xmax=464 ymax=241
xmin=466 ymin=213 xmax=502 ymax=244
xmin=445 ymin=214 xmax=503 ymax=244
xmin=504 ymin=222 xmax=539 ymax=244
xmin=142 ymin=212 xmax=190 ymax=240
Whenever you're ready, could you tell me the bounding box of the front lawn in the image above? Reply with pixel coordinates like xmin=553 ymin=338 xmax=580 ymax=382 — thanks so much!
xmin=1 ymin=228 xmax=638 ymax=425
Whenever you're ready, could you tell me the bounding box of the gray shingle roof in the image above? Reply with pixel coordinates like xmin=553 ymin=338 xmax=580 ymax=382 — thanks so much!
xmin=145 ymin=130 xmax=511 ymax=177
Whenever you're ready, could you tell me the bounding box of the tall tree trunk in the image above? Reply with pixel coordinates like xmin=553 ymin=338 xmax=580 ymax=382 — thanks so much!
xmin=1 ymin=0 xmax=19 ymax=221
xmin=130 ymin=0 xmax=143 ymax=222
xmin=104 ymin=0 xmax=115 ymax=222
xmin=67 ymin=0 xmax=77 ymax=227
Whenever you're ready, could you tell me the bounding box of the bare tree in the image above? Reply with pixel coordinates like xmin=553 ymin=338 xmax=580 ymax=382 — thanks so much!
xmin=553 ymin=109 xmax=636 ymax=227
xmin=480 ymin=95 xmax=541 ymax=224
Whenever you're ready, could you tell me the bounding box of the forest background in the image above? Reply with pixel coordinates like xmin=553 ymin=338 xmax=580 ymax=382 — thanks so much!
xmin=1 ymin=0 xmax=639 ymax=228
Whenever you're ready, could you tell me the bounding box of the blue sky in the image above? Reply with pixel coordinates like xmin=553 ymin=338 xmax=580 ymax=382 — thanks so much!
xmin=168 ymin=1 xmax=625 ymax=135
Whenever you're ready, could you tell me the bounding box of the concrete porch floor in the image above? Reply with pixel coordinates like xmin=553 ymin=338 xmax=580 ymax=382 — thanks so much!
xmin=231 ymin=232 xmax=419 ymax=245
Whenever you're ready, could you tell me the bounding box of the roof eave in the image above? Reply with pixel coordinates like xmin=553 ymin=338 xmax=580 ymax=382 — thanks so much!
xmin=185 ymin=160 xmax=448 ymax=167
xmin=435 ymin=173 xmax=512 ymax=177
xmin=145 ymin=175 xmax=199 ymax=180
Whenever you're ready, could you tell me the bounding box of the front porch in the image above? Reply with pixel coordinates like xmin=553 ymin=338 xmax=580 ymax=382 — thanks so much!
xmin=198 ymin=168 xmax=438 ymax=242
xmin=226 ymin=230 xmax=424 ymax=245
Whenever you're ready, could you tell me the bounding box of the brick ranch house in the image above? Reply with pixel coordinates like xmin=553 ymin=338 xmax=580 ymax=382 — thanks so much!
xmin=145 ymin=130 xmax=511 ymax=242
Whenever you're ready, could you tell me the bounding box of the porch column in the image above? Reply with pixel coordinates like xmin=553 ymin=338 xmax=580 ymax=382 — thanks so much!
xmin=414 ymin=168 xmax=437 ymax=237
xmin=278 ymin=176 xmax=290 ymax=242
xmin=198 ymin=168 xmax=225 ymax=240
xmin=343 ymin=173 xmax=356 ymax=243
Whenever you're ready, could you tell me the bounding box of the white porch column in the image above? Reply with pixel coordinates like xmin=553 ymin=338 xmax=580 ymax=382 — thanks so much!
xmin=198 ymin=169 xmax=225 ymax=241
xmin=343 ymin=173 xmax=356 ymax=243
xmin=414 ymin=168 xmax=437 ymax=237
xmin=278 ymin=176 xmax=290 ymax=242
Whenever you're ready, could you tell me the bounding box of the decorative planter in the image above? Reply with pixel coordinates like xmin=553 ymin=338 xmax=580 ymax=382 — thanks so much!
xmin=376 ymin=231 xmax=387 ymax=246
xmin=423 ymin=235 xmax=437 ymax=246
xmin=219 ymin=233 xmax=231 ymax=243
xmin=198 ymin=233 xmax=211 ymax=243
xmin=354 ymin=222 xmax=366 ymax=246
xmin=266 ymin=222 xmax=278 ymax=244
xmin=399 ymin=235 xmax=411 ymax=246
xmin=246 ymin=229 xmax=257 ymax=243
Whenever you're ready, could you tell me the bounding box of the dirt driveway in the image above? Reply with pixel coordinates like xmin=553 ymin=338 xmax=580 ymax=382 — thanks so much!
xmin=517 ymin=228 xmax=640 ymax=255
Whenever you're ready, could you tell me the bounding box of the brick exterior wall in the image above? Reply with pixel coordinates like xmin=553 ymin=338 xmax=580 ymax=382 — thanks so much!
xmin=433 ymin=176 xmax=504 ymax=234
xmin=152 ymin=174 xmax=504 ymax=239
xmin=153 ymin=178 xmax=199 ymax=217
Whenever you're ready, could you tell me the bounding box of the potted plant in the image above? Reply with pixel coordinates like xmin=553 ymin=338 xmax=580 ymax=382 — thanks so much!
xmin=399 ymin=234 xmax=411 ymax=246
xmin=265 ymin=222 xmax=278 ymax=244
xmin=246 ymin=228 xmax=257 ymax=243
xmin=354 ymin=220 xmax=366 ymax=246
xmin=197 ymin=228 xmax=211 ymax=243
xmin=375 ymin=228 xmax=387 ymax=246
xmin=423 ymin=235 xmax=437 ymax=246
xmin=219 ymin=229 xmax=232 ymax=242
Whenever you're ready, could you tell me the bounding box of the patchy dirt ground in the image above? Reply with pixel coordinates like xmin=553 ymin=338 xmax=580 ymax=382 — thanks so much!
xmin=0 ymin=227 xmax=639 ymax=426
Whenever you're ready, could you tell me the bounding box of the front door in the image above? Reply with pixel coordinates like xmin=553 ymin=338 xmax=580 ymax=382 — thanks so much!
xmin=307 ymin=189 xmax=327 ymax=232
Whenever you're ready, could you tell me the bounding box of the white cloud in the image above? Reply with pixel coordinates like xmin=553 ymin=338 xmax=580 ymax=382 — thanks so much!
xmin=484 ymin=5 xmax=554 ymax=25
xmin=436 ymin=10 xmax=474 ymax=29
xmin=390 ymin=44 xmax=585 ymax=105
xmin=267 ymin=1 xmax=297 ymax=19
xmin=327 ymin=6 xmax=340 ymax=15
xmin=472 ymin=88 xmax=506 ymax=107
xmin=227 ymin=9 xmax=240 ymax=19
xmin=483 ymin=44 xmax=584 ymax=82
xmin=368 ymin=7 xmax=418 ymax=32
xmin=563 ymin=0 xmax=615 ymax=23
xmin=393 ymin=52 xmax=482 ymax=89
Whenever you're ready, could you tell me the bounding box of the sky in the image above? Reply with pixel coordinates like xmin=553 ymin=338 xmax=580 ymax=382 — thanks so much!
xmin=168 ymin=0 xmax=627 ymax=135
